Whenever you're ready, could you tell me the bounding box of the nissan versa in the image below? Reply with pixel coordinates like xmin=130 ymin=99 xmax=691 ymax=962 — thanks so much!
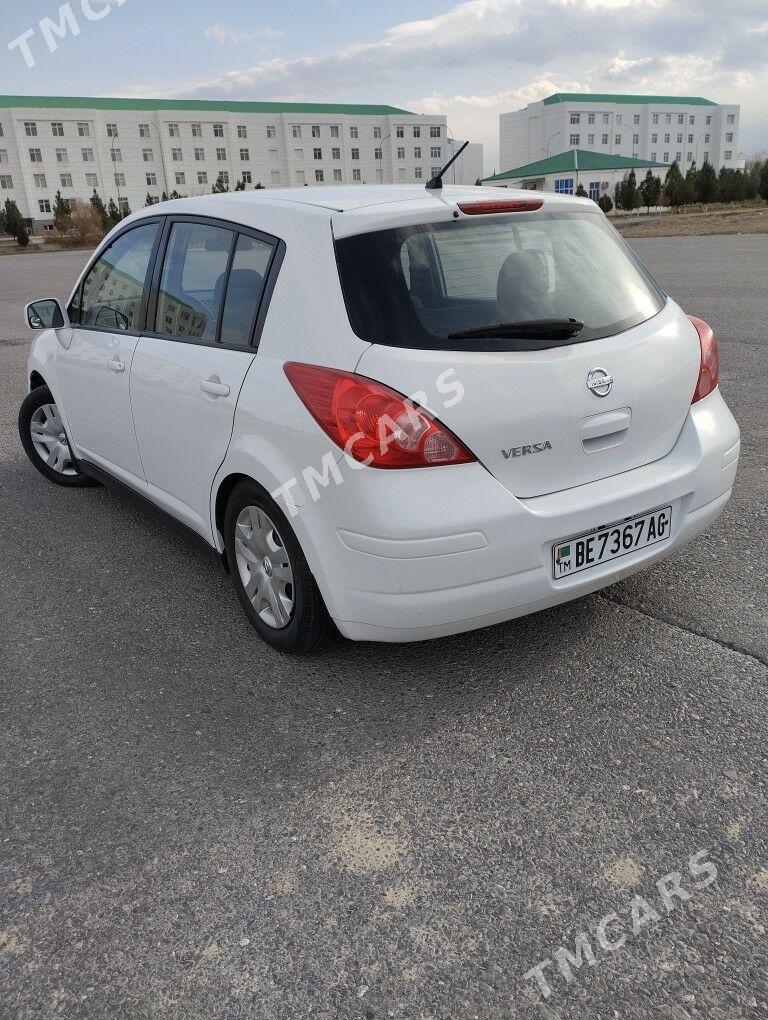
xmin=19 ymin=183 xmax=740 ymax=652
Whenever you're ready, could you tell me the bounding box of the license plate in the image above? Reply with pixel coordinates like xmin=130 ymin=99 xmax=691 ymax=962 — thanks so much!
xmin=552 ymin=505 xmax=672 ymax=579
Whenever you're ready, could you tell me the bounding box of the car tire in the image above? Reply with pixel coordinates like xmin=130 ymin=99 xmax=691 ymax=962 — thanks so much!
xmin=224 ymin=480 xmax=336 ymax=653
xmin=18 ymin=385 xmax=98 ymax=488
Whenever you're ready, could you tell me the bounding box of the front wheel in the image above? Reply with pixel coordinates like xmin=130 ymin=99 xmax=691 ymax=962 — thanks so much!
xmin=224 ymin=480 xmax=335 ymax=653
xmin=18 ymin=385 xmax=97 ymax=487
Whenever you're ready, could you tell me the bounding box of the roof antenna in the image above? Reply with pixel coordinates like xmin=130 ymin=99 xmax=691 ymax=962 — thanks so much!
xmin=426 ymin=139 xmax=470 ymax=190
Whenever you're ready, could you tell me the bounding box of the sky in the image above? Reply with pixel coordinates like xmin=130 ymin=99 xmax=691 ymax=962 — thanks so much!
xmin=2 ymin=0 xmax=768 ymax=171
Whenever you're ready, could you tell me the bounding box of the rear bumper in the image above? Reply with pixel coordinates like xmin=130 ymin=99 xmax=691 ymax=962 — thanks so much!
xmin=289 ymin=389 xmax=739 ymax=642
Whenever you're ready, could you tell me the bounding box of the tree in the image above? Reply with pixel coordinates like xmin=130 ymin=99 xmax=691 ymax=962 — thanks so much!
xmin=696 ymin=161 xmax=717 ymax=204
xmin=106 ymin=197 xmax=122 ymax=229
xmin=575 ymin=182 xmax=588 ymax=198
xmin=90 ymin=189 xmax=109 ymax=232
xmin=254 ymin=182 xmax=265 ymax=190
xmin=683 ymin=163 xmax=698 ymax=205
xmin=638 ymin=169 xmax=662 ymax=212
xmin=145 ymin=193 xmax=156 ymax=207
xmin=759 ymin=161 xmax=768 ymax=203
xmin=169 ymin=189 xmax=182 ymax=200
xmin=67 ymin=199 xmax=104 ymax=246
xmin=161 ymin=191 xmax=169 ymax=202
xmin=623 ymin=169 xmax=639 ymax=210
xmin=597 ymin=193 xmax=613 ymax=213
xmin=53 ymin=189 xmax=71 ymax=235
xmin=664 ymin=162 xmax=685 ymax=207
xmin=4 ymin=199 xmax=29 ymax=246
xmin=212 ymin=174 xmax=230 ymax=193
xmin=234 ymin=179 xmax=246 ymax=192
xmin=119 ymin=200 xmax=132 ymax=219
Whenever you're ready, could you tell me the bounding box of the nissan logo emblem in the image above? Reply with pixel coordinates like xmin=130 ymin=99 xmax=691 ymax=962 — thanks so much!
xmin=586 ymin=367 xmax=614 ymax=397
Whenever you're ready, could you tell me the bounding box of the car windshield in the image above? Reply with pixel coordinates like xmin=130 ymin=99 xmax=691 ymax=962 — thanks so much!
xmin=334 ymin=208 xmax=666 ymax=351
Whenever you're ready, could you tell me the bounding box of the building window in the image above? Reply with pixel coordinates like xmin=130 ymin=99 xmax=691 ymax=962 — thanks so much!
xmin=146 ymin=172 xmax=157 ymax=186
xmin=218 ymin=171 xmax=229 ymax=186
xmin=587 ymin=133 xmax=594 ymax=145
xmin=396 ymin=125 xmax=405 ymax=138
xmin=175 ymin=171 xmax=186 ymax=185
xmin=665 ymin=114 xmax=671 ymax=124
xmin=569 ymin=134 xmax=579 ymax=146
xmin=197 ymin=171 xmax=208 ymax=184
xmin=241 ymin=170 xmax=251 ymax=184
xmin=398 ymin=146 xmax=405 ymax=159
xmin=106 ymin=123 xmax=118 ymax=137
xmin=652 ymin=114 xmax=659 ymax=125
xmin=350 ymin=126 xmax=359 ymax=139
xmin=315 ymin=169 xmax=324 ymax=182
xmin=616 ymin=114 xmax=622 ymax=125
xmin=430 ymin=125 xmax=441 ymax=138
xmin=111 ymin=148 xmax=122 ymax=163
xmin=588 ymin=180 xmax=600 ymax=200
xmin=136 ymin=123 xmax=149 ymax=139
xmin=688 ymin=134 xmax=694 ymax=144
xmin=330 ymin=125 xmax=340 ymax=138
xmin=29 ymin=148 xmax=42 ymax=162
xmin=413 ymin=126 xmax=421 ymax=138
xmin=705 ymin=133 xmax=710 ymax=143
xmin=0 ymin=149 xmax=6 ymax=164
xmin=724 ymin=150 xmax=732 ymax=160
xmin=603 ymin=113 xmax=609 ymax=124
xmin=633 ymin=133 xmax=639 ymax=145
xmin=213 ymin=124 xmax=224 ymax=138
xmin=678 ymin=114 xmax=684 ymax=124
xmin=430 ymin=146 xmax=441 ymax=158
xmin=431 ymin=166 xmax=441 ymax=177
xmin=292 ymin=125 xmax=302 ymax=138
xmin=677 ymin=133 xmax=683 ymax=143
xmin=295 ymin=170 xmax=305 ymax=185
xmin=554 ymin=178 xmax=574 ymax=194
xmin=374 ymin=126 xmax=382 ymax=139
xmin=311 ymin=125 xmax=320 ymax=138
xmin=332 ymin=147 xmax=341 ymax=160
xmin=351 ymin=148 xmax=360 ymax=160
xmin=601 ymin=133 xmax=609 ymax=145
xmin=353 ymin=168 xmax=361 ymax=181
xmin=676 ymin=151 xmax=682 ymax=162
xmin=0 ymin=175 xmax=13 ymax=189
xmin=192 ymin=123 xmax=202 ymax=137
xmin=663 ymin=152 xmax=669 ymax=162
xmin=55 ymin=148 xmax=68 ymax=163
xmin=333 ymin=168 xmax=342 ymax=182
xmin=240 ymin=148 xmax=249 ymax=161
xmin=650 ymin=152 xmax=656 ymax=162
xmin=293 ymin=148 xmax=304 ymax=160
xmin=77 ymin=122 xmax=89 ymax=137
xmin=651 ymin=133 xmax=658 ymax=143
xmin=313 ymin=147 xmax=322 ymax=160
xmin=169 ymin=123 xmax=180 ymax=138
xmin=25 ymin=121 xmax=38 ymax=136
xmin=706 ymin=115 xmax=712 ymax=126
xmin=38 ymin=199 xmax=52 ymax=214
xmin=726 ymin=132 xmax=733 ymax=142
xmin=414 ymin=167 xmax=422 ymax=179
xmin=686 ymin=152 xmax=693 ymax=162
xmin=588 ymin=113 xmax=595 ymax=125
xmin=51 ymin=121 xmax=64 ymax=137
xmin=615 ymin=135 xmax=621 ymax=145
xmin=727 ymin=114 xmax=735 ymax=125
xmin=142 ymin=148 xmax=153 ymax=162
xmin=570 ymin=113 xmax=580 ymax=125
xmin=689 ymin=115 xmax=695 ymax=125
xmin=86 ymin=173 xmax=97 ymax=188
xmin=633 ymin=114 xmax=640 ymax=125
xmin=195 ymin=147 xmax=205 ymax=161
xmin=33 ymin=173 xmax=46 ymax=188
xmin=267 ymin=125 xmax=276 ymax=139
xmin=704 ymin=152 xmax=709 ymax=163
xmin=60 ymin=173 xmax=73 ymax=188
xmin=114 ymin=173 xmax=126 ymax=187
xmin=414 ymin=146 xmax=422 ymax=159
xmin=237 ymin=125 xmax=247 ymax=139
xmin=216 ymin=148 xmax=227 ymax=161
xmin=374 ymin=148 xmax=383 ymax=160
xmin=172 ymin=147 xmax=183 ymax=161
xmin=664 ymin=133 xmax=670 ymax=143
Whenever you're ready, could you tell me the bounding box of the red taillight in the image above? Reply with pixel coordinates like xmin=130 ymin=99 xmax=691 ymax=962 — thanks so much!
xmin=284 ymin=362 xmax=476 ymax=469
xmin=457 ymin=198 xmax=544 ymax=215
xmin=688 ymin=316 xmax=720 ymax=404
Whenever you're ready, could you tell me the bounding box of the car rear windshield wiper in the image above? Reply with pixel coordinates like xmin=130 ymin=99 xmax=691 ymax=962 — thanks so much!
xmin=447 ymin=318 xmax=585 ymax=341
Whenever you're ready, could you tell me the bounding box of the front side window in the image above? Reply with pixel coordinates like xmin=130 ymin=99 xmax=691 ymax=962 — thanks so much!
xmin=155 ymin=222 xmax=234 ymax=340
xmin=219 ymin=234 xmax=272 ymax=345
xmin=334 ymin=210 xmax=665 ymax=351
xmin=79 ymin=222 xmax=159 ymax=330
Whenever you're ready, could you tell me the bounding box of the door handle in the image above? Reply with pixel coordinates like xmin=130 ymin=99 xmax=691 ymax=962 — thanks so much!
xmin=200 ymin=376 xmax=230 ymax=398
xmin=108 ymin=356 xmax=126 ymax=373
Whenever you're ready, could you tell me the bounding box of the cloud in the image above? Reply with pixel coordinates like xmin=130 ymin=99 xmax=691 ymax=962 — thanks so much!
xmin=203 ymin=23 xmax=284 ymax=45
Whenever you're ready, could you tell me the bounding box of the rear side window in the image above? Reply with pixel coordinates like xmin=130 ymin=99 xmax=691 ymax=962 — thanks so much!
xmin=220 ymin=234 xmax=272 ymax=345
xmin=155 ymin=222 xmax=234 ymax=340
xmin=335 ymin=210 xmax=666 ymax=350
xmin=79 ymin=222 xmax=159 ymax=331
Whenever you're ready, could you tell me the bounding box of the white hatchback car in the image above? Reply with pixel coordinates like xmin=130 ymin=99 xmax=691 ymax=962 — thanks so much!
xmin=20 ymin=185 xmax=740 ymax=652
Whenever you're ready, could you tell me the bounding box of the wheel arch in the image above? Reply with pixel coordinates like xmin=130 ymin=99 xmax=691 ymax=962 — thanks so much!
xmin=29 ymin=370 xmax=47 ymax=390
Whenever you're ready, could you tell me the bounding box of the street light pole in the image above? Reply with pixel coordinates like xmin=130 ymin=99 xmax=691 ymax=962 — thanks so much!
xmin=545 ymin=131 xmax=561 ymax=158
xmin=378 ymin=133 xmax=391 ymax=183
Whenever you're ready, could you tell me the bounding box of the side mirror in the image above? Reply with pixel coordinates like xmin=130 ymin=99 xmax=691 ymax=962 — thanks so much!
xmin=26 ymin=298 xmax=67 ymax=331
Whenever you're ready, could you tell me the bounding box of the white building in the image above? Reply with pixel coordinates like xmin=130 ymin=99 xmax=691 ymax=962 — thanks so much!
xmin=0 ymin=95 xmax=483 ymax=231
xmin=500 ymin=93 xmax=741 ymax=176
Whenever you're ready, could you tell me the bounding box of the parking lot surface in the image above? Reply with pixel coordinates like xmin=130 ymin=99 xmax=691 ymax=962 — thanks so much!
xmin=1 ymin=236 xmax=766 ymax=1019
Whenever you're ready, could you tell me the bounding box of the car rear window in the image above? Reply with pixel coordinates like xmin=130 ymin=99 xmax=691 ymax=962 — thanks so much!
xmin=334 ymin=209 xmax=666 ymax=350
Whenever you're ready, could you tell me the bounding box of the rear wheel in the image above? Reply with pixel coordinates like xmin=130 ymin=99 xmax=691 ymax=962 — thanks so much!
xmin=224 ymin=480 xmax=335 ymax=653
xmin=18 ymin=385 xmax=97 ymax=487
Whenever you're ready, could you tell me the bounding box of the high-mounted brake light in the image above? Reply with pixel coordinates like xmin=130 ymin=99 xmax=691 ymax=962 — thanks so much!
xmin=688 ymin=316 xmax=719 ymax=404
xmin=457 ymin=198 xmax=544 ymax=215
xmin=284 ymin=363 xmax=476 ymax=469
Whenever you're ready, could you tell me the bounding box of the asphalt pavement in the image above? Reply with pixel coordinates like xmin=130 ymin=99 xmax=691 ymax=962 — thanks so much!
xmin=0 ymin=236 xmax=766 ymax=1019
